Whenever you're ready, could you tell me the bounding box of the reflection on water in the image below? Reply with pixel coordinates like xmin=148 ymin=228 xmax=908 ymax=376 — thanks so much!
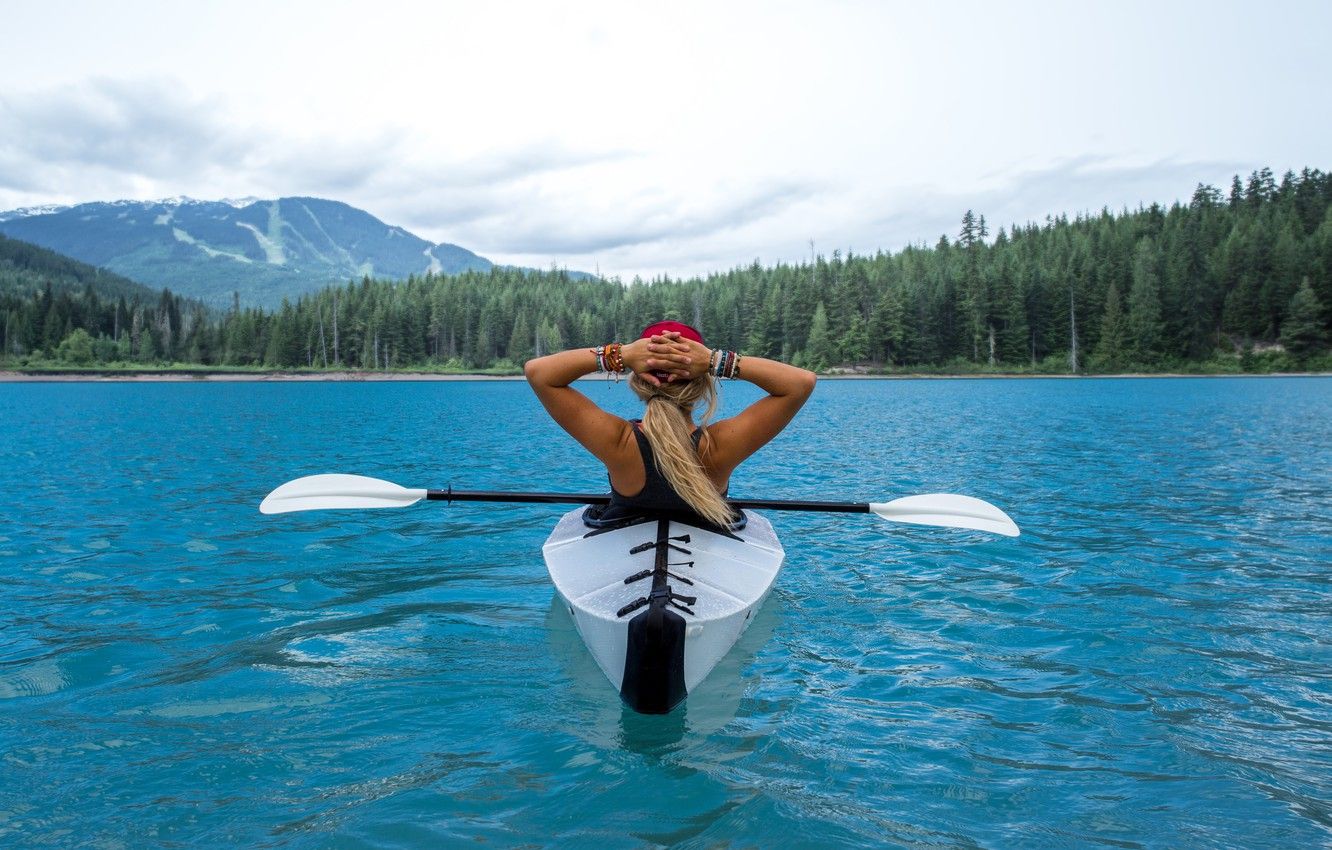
xmin=544 ymin=591 xmax=782 ymax=751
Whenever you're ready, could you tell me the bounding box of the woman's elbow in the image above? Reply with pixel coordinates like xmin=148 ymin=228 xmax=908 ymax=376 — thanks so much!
xmin=799 ymin=369 xmax=817 ymax=398
xmin=523 ymin=357 xmax=547 ymax=387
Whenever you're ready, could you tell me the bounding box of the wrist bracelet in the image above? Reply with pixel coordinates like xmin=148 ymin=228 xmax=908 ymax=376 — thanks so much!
xmin=596 ymin=342 xmax=625 ymax=377
xmin=714 ymin=349 xmax=740 ymax=379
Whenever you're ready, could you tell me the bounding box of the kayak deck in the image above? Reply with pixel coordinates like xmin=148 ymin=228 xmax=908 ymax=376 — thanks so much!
xmin=543 ymin=507 xmax=784 ymax=713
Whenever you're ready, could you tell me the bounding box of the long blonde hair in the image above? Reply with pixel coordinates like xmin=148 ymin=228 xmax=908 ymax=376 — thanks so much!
xmin=629 ymin=372 xmax=733 ymax=527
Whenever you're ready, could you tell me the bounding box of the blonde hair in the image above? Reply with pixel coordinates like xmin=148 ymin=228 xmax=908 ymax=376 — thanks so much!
xmin=629 ymin=372 xmax=733 ymax=528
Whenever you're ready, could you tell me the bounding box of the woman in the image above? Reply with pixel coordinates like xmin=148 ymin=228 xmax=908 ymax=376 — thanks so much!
xmin=524 ymin=321 xmax=816 ymax=528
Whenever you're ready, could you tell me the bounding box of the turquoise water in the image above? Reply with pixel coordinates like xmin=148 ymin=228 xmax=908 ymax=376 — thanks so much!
xmin=1 ymin=376 xmax=1329 ymax=848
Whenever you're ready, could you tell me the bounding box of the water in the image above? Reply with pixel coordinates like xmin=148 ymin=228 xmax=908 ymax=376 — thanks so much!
xmin=1 ymin=376 xmax=1329 ymax=848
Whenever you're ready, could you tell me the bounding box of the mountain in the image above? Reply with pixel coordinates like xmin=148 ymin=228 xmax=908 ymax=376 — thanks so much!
xmin=0 ymin=197 xmax=495 ymax=308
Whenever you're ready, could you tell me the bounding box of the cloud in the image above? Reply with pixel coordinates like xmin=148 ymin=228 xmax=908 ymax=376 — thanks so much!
xmin=0 ymin=76 xmax=1273 ymax=285
xmin=456 ymin=179 xmax=819 ymax=255
xmin=967 ymin=155 xmax=1255 ymax=230
xmin=847 ymin=155 xmax=1258 ymax=253
xmin=322 ymin=143 xmax=641 ymax=232
xmin=488 ymin=156 xmax=1269 ymax=283
xmin=0 ymin=77 xmax=632 ymax=221
xmin=0 ymin=78 xmax=251 ymax=191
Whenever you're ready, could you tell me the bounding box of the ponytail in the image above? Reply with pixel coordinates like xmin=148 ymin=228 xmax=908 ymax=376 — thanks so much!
xmin=630 ymin=373 xmax=733 ymax=528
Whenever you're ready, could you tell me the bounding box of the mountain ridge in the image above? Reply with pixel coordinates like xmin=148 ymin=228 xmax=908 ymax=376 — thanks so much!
xmin=0 ymin=196 xmax=504 ymax=308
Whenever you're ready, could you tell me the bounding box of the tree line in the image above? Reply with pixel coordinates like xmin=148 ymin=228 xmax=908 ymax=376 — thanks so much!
xmin=4 ymin=167 xmax=1330 ymax=372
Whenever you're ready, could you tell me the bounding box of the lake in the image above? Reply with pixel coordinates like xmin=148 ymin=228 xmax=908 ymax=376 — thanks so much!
xmin=1 ymin=376 xmax=1329 ymax=848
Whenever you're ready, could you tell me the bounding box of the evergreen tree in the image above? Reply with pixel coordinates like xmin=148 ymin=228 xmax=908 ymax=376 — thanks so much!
xmin=804 ymin=302 xmax=833 ymax=370
xmin=841 ymin=313 xmax=869 ymax=363
xmin=1127 ymin=239 xmax=1164 ymax=362
xmin=508 ymin=312 xmax=534 ymax=363
xmin=1093 ymin=283 xmax=1126 ymax=370
xmin=1280 ymin=279 xmax=1327 ymax=360
xmin=869 ymin=285 xmax=906 ymax=364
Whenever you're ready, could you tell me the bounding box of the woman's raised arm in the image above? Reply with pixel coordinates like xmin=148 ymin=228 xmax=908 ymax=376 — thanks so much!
xmin=706 ymin=354 xmax=816 ymax=472
xmin=648 ymin=333 xmax=816 ymax=473
xmin=523 ymin=338 xmax=694 ymax=462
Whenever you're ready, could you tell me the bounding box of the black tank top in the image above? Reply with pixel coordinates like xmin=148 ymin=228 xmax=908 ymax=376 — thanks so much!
xmin=608 ymin=420 xmax=705 ymax=513
xmin=584 ymin=421 xmax=745 ymax=531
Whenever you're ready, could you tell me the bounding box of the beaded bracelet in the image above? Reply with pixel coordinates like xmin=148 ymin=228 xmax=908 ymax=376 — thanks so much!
xmin=592 ymin=342 xmax=626 ymax=381
xmin=710 ymin=349 xmax=741 ymax=379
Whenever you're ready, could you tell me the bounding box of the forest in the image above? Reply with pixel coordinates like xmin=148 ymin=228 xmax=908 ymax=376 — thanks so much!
xmin=3 ymin=168 xmax=1330 ymax=373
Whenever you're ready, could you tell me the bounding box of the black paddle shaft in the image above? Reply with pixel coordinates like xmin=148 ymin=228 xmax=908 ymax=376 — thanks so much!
xmin=425 ymin=488 xmax=872 ymax=513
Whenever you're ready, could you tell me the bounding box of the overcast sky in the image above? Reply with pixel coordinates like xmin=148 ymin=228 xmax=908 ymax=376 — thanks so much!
xmin=2 ymin=0 xmax=1329 ymax=280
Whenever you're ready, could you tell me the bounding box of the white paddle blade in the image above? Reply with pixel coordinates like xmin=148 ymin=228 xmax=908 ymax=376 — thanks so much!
xmin=259 ymin=474 xmax=428 ymax=515
xmin=869 ymin=494 xmax=1020 ymax=537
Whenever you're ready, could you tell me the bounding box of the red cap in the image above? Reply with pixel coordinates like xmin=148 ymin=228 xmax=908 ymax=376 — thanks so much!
xmin=639 ymin=321 xmax=704 ymax=345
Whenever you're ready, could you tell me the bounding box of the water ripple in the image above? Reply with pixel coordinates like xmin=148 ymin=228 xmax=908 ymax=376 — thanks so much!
xmin=1 ymin=377 xmax=1330 ymax=847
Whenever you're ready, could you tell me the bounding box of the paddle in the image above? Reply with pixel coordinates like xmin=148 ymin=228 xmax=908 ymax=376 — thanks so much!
xmin=260 ymin=473 xmax=1020 ymax=537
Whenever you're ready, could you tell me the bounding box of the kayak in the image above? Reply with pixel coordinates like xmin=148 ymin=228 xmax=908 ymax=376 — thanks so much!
xmin=260 ymin=476 xmax=1017 ymax=714
xmin=542 ymin=507 xmax=785 ymax=714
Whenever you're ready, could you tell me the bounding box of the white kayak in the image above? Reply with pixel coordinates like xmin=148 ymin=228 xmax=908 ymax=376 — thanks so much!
xmin=542 ymin=507 xmax=785 ymax=713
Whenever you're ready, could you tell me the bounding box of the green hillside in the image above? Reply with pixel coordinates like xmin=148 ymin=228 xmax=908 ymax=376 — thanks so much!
xmin=0 ymin=233 xmax=161 ymax=301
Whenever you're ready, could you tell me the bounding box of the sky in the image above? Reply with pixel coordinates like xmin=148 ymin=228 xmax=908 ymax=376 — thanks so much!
xmin=1 ymin=0 xmax=1329 ymax=280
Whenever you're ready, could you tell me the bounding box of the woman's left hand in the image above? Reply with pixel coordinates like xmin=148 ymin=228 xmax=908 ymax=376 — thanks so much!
xmin=661 ymin=333 xmax=713 ymax=381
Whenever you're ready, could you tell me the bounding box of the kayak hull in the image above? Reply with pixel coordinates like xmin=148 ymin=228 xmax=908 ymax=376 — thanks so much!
xmin=542 ymin=507 xmax=784 ymax=713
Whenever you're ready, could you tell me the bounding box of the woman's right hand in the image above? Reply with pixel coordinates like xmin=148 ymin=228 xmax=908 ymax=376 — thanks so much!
xmin=665 ymin=333 xmax=714 ymax=381
xmin=623 ymin=335 xmax=691 ymax=385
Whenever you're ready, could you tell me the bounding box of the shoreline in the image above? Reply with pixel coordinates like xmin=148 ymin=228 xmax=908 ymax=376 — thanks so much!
xmin=0 ymin=370 xmax=527 ymax=382
xmin=2 ymin=369 xmax=1329 ymax=383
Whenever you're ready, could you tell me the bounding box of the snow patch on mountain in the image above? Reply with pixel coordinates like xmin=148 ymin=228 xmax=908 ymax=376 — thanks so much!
xmin=171 ymin=226 xmax=254 ymax=264
xmin=0 ymin=204 xmax=70 ymax=222
xmin=236 ymin=221 xmax=285 ymax=265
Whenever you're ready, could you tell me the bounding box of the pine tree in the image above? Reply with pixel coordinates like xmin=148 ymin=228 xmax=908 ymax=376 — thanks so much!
xmin=869 ymin=285 xmax=906 ymax=365
xmin=508 ymin=312 xmax=533 ymax=363
xmin=841 ymin=313 xmax=869 ymax=364
xmin=804 ymin=302 xmax=833 ymax=371
xmin=1093 ymin=283 xmax=1126 ymax=371
xmin=1127 ymin=239 xmax=1164 ymax=363
xmin=1280 ymin=279 xmax=1327 ymax=359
